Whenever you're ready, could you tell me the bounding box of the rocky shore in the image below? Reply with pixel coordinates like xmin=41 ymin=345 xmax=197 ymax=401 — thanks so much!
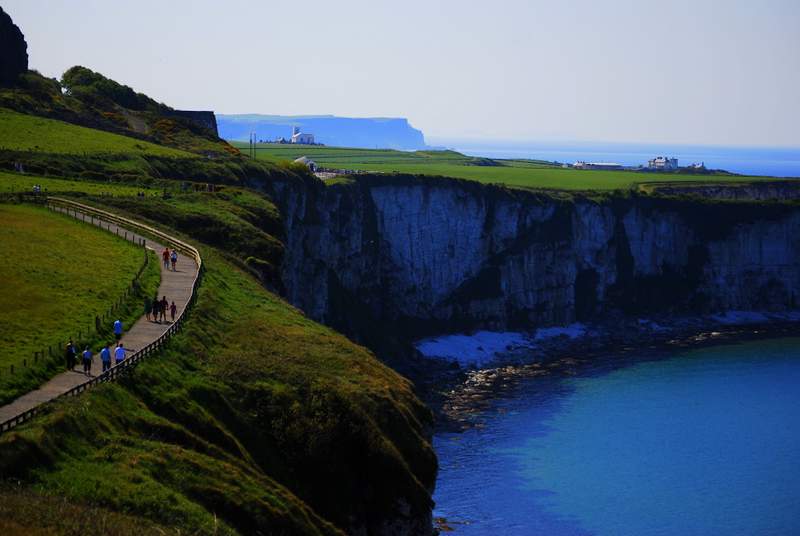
xmin=418 ymin=313 xmax=800 ymax=430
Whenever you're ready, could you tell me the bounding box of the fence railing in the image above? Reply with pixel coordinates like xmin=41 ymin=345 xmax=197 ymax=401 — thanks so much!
xmin=0 ymin=197 xmax=203 ymax=435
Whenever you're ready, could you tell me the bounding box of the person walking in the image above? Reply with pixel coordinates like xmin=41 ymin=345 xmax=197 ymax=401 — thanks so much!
xmin=82 ymin=346 xmax=93 ymax=376
xmin=159 ymin=296 xmax=169 ymax=322
xmin=113 ymin=319 xmax=123 ymax=341
xmin=144 ymin=296 xmax=153 ymax=321
xmin=162 ymin=247 xmax=170 ymax=269
xmin=170 ymin=301 xmax=177 ymax=322
xmin=114 ymin=343 xmax=126 ymax=365
xmin=151 ymin=294 xmax=160 ymax=323
xmin=65 ymin=340 xmax=77 ymax=370
xmin=170 ymin=249 xmax=178 ymax=271
xmin=100 ymin=344 xmax=111 ymax=372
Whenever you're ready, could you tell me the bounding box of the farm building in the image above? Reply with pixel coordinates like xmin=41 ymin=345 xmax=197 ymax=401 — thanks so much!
xmin=648 ymin=156 xmax=678 ymax=170
xmin=294 ymin=156 xmax=317 ymax=172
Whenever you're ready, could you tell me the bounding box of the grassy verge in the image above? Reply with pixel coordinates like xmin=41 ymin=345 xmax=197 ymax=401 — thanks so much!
xmin=0 ymin=170 xmax=165 ymax=196
xmin=0 ymin=203 xmax=160 ymax=404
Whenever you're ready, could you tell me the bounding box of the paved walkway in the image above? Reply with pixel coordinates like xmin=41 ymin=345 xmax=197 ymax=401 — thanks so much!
xmin=0 ymin=204 xmax=198 ymax=424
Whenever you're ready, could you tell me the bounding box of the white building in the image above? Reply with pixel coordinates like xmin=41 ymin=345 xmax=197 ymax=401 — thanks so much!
xmin=648 ymin=156 xmax=678 ymax=170
xmin=293 ymin=156 xmax=317 ymax=172
xmin=290 ymin=126 xmax=315 ymax=145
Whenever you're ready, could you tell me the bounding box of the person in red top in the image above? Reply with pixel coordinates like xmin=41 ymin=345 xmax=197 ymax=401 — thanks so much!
xmin=162 ymin=247 xmax=170 ymax=269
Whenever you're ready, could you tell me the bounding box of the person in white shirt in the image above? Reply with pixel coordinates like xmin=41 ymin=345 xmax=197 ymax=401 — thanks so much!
xmin=114 ymin=343 xmax=126 ymax=365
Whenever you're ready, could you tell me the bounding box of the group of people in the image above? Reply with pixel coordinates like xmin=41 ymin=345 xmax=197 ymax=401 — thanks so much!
xmin=145 ymin=295 xmax=177 ymax=323
xmin=64 ymin=334 xmax=127 ymax=377
xmin=162 ymin=247 xmax=179 ymax=271
xmin=60 ymin=251 xmax=184 ymax=377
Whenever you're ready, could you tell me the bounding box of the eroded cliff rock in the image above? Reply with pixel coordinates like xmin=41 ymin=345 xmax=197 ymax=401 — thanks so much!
xmin=261 ymin=175 xmax=800 ymax=343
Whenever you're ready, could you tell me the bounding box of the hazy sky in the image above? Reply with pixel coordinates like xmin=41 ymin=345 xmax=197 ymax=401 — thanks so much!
xmin=4 ymin=0 xmax=799 ymax=146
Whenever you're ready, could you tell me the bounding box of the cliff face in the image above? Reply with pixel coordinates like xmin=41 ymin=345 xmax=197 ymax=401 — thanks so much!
xmin=263 ymin=175 xmax=800 ymax=341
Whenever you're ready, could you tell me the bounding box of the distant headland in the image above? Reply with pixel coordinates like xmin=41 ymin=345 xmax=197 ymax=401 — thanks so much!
xmin=216 ymin=114 xmax=428 ymax=150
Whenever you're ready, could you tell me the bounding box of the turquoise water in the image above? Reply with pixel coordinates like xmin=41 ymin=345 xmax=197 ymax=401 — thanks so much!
xmin=433 ymin=338 xmax=800 ymax=535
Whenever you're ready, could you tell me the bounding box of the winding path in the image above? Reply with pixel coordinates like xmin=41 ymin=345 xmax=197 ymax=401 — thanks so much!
xmin=0 ymin=198 xmax=201 ymax=433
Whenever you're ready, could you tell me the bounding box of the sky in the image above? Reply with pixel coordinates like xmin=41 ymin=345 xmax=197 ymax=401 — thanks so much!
xmin=4 ymin=0 xmax=800 ymax=147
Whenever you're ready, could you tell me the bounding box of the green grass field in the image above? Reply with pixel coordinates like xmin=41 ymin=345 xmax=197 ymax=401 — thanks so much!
xmin=0 ymin=171 xmax=164 ymax=196
xmin=0 ymin=203 xmax=160 ymax=403
xmin=0 ymin=108 xmax=192 ymax=157
xmin=237 ymin=142 xmax=773 ymax=191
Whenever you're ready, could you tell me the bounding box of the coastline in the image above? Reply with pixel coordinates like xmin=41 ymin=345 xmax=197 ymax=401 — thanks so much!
xmin=417 ymin=314 xmax=800 ymax=431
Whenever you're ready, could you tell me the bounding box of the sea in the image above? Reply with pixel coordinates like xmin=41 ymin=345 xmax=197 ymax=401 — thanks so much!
xmin=428 ymin=139 xmax=800 ymax=178
xmin=433 ymin=337 xmax=800 ymax=535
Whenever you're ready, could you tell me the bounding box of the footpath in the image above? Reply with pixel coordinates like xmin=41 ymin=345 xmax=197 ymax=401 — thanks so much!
xmin=0 ymin=199 xmax=200 ymax=431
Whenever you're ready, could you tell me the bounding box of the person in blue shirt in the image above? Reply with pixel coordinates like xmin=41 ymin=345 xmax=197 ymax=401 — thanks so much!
xmin=100 ymin=344 xmax=111 ymax=373
xmin=114 ymin=343 xmax=126 ymax=365
xmin=113 ymin=319 xmax=123 ymax=341
xmin=82 ymin=346 xmax=93 ymax=376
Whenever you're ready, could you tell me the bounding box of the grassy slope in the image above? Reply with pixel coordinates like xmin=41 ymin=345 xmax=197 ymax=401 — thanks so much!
xmin=0 ymin=70 xmax=233 ymax=157
xmin=240 ymin=142 xmax=772 ymax=191
xmin=0 ymin=108 xmax=191 ymax=157
xmin=0 ymin=170 xmax=164 ymax=196
xmin=0 ymin=487 xmax=187 ymax=536
xmin=0 ymin=190 xmax=435 ymax=535
xmin=0 ymin=204 xmax=160 ymax=404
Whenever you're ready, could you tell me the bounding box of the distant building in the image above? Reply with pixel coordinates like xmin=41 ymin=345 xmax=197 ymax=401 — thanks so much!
xmin=648 ymin=156 xmax=678 ymax=170
xmin=294 ymin=156 xmax=317 ymax=172
xmin=290 ymin=126 xmax=315 ymax=145
xmin=574 ymin=161 xmax=623 ymax=170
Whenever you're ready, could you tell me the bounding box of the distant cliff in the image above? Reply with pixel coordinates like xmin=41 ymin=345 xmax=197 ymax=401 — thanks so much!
xmin=258 ymin=175 xmax=800 ymax=344
xmin=218 ymin=114 xmax=427 ymax=150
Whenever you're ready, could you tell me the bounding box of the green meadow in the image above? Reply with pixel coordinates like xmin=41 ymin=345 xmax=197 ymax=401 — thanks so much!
xmin=237 ymin=142 xmax=770 ymax=191
xmin=0 ymin=204 xmax=160 ymax=403
xmin=0 ymin=108 xmax=192 ymax=157
xmin=0 ymin=170 xmax=163 ymax=196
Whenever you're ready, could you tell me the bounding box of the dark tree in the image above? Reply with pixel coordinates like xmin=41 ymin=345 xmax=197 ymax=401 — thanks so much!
xmin=0 ymin=6 xmax=28 ymax=84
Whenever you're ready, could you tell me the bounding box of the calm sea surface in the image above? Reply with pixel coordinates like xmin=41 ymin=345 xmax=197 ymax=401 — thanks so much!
xmin=430 ymin=139 xmax=800 ymax=178
xmin=433 ymin=337 xmax=800 ymax=535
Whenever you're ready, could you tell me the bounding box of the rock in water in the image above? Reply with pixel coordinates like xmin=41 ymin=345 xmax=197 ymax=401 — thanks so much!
xmin=0 ymin=7 xmax=28 ymax=84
